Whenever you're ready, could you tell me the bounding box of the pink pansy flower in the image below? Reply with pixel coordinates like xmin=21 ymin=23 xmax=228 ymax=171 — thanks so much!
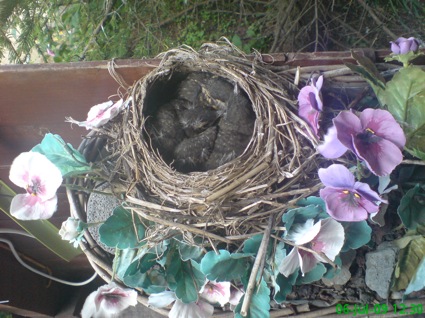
xmin=319 ymin=164 xmax=387 ymax=222
xmin=229 ymin=286 xmax=244 ymax=308
xmin=67 ymin=99 xmax=124 ymax=130
xmin=81 ymin=282 xmax=138 ymax=318
xmin=9 ymin=152 xmax=62 ymax=220
xmin=298 ymin=75 xmax=324 ymax=137
xmin=148 ymin=290 xmax=214 ymax=318
xmin=200 ymin=281 xmax=231 ymax=307
xmin=279 ymin=218 xmax=344 ymax=277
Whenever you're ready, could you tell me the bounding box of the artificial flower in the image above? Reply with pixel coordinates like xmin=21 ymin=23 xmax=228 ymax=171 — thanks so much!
xmin=318 ymin=108 xmax=405 ymax=176
xmin=66 ymin=99 xmax=124 ymax=130
xmin=318 ymin=164 xmax=386 ymax=221
xmin=390 ymin=37 xmax=419 ymax=55
xmin=199 ymin=281 xmax=231 ymax=307
xmin=298 ymin=75 xmax=324 ymax=137
xmin=81 ymin=282 xmax=138 ymax=318
xmin=229 ymin=286 xmax=244 ymax=307
xmin=279 ymin=218 xmax=344 ymax=277
xmin=59 ymin=217 xmax=84 ymax=248
xmin=9 ymin=152 xmax=62 ymax=220
xmin=148 ymin=290 xmax=214 ymax=318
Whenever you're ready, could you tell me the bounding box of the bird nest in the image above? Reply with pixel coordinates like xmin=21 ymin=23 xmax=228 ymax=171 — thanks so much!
xmin=88 ymin=43 xmax=321 ymax=250
xmin=67 ymin=42 xmax=323 ymax=313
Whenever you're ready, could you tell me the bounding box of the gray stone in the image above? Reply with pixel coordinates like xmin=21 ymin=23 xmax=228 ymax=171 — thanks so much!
xmin=86 ymin=182 xmax=120 ymax=254
xmin=365 ymin=244 xmax=399 ymax=299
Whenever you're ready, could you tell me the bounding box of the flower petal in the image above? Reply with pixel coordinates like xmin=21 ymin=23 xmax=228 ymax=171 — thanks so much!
xmin=317 ymin=125 xmax=347 ymax=158
xmin=299 ymin=249 xmax=318 ymax=276
xmin=359 ymin=108 xmax=405 ymax=149
xmin=169 ymin=299 xmax=214 ymax=318
xmin=314 ymin=75 xmax=324 ymax=93
xmin=354 ymin=181 xmax=386 ymax=204
xmin=10 ymin=194 xmax=58 ymax=220
xmin=333 ymin=111 xmax=362 ymax=151
xmin=200 ymin=281 xmax=231 ymax=306
xmin=318 ymin=164 xmax=355 ymax=189
xmin=148 ymin=290 xmax=177 ymax=308
xmin=298 ymin=86 xmax=321 ymax=136
xmin=353 ymin=136 xmax=403 ymax=176
xmin=312 ymin=218 xmax=344 ymax=262
xmin=279 ymin=246 xmax=301 ymax=277
xmin=320 ymin=187 xmax=369 ymax=222
xmin=94 ymin=282 xmax=138 ymax=315
xmin=286 ymin=219 xmax=321 ymax=245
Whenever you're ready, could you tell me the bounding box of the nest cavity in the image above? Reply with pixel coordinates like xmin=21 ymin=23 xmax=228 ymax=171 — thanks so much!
xmin=98 ymin=43 xmax=320 ymax=248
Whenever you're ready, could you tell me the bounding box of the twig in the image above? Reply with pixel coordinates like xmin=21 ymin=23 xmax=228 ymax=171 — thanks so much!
xmin=240 ymin=215 xmax=274 ymax=317
xmin=79 ymin=0 xmax=116 ymax=60
xmin=356 ymin=0 xmax=397 ymax=39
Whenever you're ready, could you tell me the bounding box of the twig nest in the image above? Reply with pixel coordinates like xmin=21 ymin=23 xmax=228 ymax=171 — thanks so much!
xmin=102 ymin=42 xmax=320 ymax=247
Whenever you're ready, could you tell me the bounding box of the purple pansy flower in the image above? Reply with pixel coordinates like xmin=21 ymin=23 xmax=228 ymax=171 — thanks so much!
xmin=298 ymin=75 xmax=324 ymax=137
xmin=390 ymin=37 xmax=419 ymax=55
xmin=279 ymin=218 xmax=344 ymax=277
xmin=318 ymin=108 xmax=406 ymax=176
xmin=318 ymin=164 xmax=386 ymax=222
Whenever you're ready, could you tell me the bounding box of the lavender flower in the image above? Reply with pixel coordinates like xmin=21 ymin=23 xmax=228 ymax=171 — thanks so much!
xmin=298 ymin=75 xmax=324 ymax=136
xmin=390 ymin=37 xmax=419 ymax=55
xmin=318 ymin=108 xmax=405 ymax=176
xmin=318 ymin=164 xmax=386 ymax=222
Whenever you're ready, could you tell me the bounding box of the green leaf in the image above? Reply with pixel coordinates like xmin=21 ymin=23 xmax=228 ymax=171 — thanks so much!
xmin=0 ymin=180 xmax=82 ymax=262
xmin=296 ymin=262 xmax=327 ymax=285
xmin=167 ymin=259 xmax=205 ymax=303
xmin=323 ymin=256 xmax=342 ymax=279
xmin=378 ymin=66 xmax=425 ymax=154
xmin=32 ymin=133 xmax=89 ymax=177
xmin=99 ymin=206 xmax=145 ymax=249
xmin=274 ymin=271 xmax=298 ymax=303
xmin=200 ymin=250 xmax=252 ymax=282
xmin=392 ymin=236 xmax=425 ymax=291
xmin=341 ymin=220 xmax=372 ymax=252
xmin=235 ymin=278 xmax=270 ymax=318
xmin=405 ymin=255 xmax=425 ymax=296
xmin=397 ymin=184 xmax=425 ymax=230
xmin=243 ymin=234 xmax=274 ymax=258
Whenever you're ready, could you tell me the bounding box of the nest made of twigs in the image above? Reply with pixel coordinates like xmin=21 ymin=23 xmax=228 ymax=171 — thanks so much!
xmin=75 ymin=41 xmax=320 ymax=252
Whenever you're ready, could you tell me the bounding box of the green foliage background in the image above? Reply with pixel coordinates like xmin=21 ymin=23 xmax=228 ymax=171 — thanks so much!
xmin=0 ymin=0 xmax=423 ymax=63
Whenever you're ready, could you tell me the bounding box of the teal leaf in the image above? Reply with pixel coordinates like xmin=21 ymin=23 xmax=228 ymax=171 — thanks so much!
xmin=283 ymin=198 xmax=328 ymax=233
xmin=124 ymin=267 xmax=167 ymax=294
xmin=341 ymin=220 xmax=372 ymax=252
xmin=243 ymin=234 xmax=274 ymax=258
xmin=378 ymin=66 xmax=425 ymax=154
xmin=235 ymin=279 xmax=270 ymax=318
xmin=296 ymin=262 xmax=326 ymax=285
xmin=323 ymin=256 xmax=342 ymax=279
xmin=397 ymin=184 xmax=425 ymax=230
xmin=32 ymin=133 xmax=89 ymax=176
xmin=167 ymin=260 xmax=205 ymax=303
xmin=405 ymin=255 xmax=425 ymax=296
xmin=99 ymin=206 xmax=145 ymax=249
xmin=175 ymin=238 xmax=204 ymax=262
xmin=114 ymin=248 xmax=137 ymax=280
xmin=200 ymin=250 xmax=252 ymax=282
xmin=274 ymin=271 xmax=298 ymax=303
